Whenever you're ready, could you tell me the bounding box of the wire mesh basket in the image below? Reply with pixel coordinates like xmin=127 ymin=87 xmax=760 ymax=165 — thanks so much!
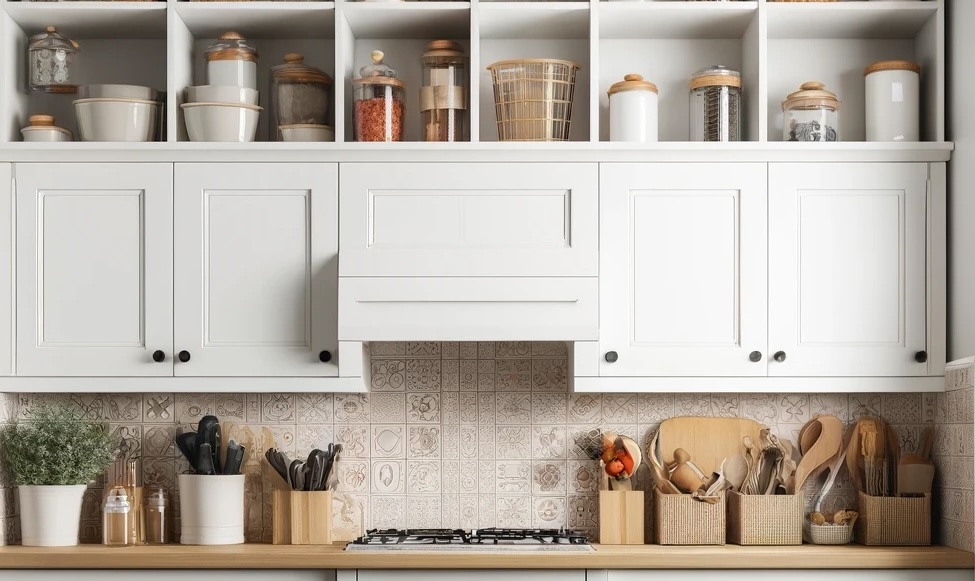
xmin=487 ymin=58 xmax=580 ymax=141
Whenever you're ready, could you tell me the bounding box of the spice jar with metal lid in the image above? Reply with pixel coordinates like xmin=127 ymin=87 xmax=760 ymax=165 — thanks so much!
xmin=353 ymin=50 xmax=405 ymax=142
xmin=782 ymin=81 xmax=840 ymax=142
xmin=608 ymin=73 xmax=658 ymax=142
xmin=865 ymin=60 xmax=920 ymax=142
xmin=29 ymin=26 xmax=79 ymax=94
xmin=271 ymin=53 xmax=333 ymax=141
xmin=689 ymin=65 xmax=741 ymax=142
xmin=420 ymin=40 xmax=467 ymax=142
xmin=205 ymin=32 xmax=258 ymax=90
xmin=21 ymin=115 xmax=72 ymax=142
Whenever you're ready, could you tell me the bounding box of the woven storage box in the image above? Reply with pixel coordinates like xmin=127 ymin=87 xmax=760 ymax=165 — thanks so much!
xmin=654 ymin=488 xmax=725 ymax=545
xmin=728 ymin=491 xmax=802 ymax=545
xmin=803 ymin=522 xmax=852 ymax=545
xmin=856 ymin=491 xmax=931 ymax=546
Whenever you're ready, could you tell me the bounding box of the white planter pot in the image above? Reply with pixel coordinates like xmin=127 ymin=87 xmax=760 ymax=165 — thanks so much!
xmin=18 ymin=484 xmax=86 ymax=547
xmin=178 ymin=474 xmax=245 ymax=545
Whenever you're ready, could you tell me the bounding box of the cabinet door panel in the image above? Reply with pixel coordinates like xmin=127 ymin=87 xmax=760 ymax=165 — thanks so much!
xmin=16 ymin=163 xmax=173 ymax=376
xmin=599 ymin=163 xmax=768 ymax=377
xmin=769 ymin=163 xmax=927 ymax=377
xmin=0 ymin=164 xmax=10 ymax=376
xmin=174 ymin=164 xmax=337 ymax=377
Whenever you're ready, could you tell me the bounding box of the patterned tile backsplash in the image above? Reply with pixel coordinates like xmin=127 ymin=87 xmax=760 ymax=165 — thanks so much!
xmin=0 ymin=341 xmax=968 ymax=549
xmin=937 ymin=358 xmax=975 ymax=551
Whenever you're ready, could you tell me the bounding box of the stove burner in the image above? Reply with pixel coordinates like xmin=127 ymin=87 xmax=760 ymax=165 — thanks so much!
xmin=349 ymin=528 xmax=591 ymax=546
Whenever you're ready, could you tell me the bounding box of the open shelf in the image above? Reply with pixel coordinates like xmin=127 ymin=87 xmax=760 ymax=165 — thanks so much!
xmin=4 ymin=2 xmax=167 ymax=39
xmin=766 ymin=1 xmax=939 ymax=40
xmin=479 ymin=3 xmax=589 ymax=40
xmin=342 ymin=3 xmax=469 ymax=39
xmin=598 ymin=1 xmax=757 ymax=40
xmin=175 ymin=2 xmax=335 ymax=39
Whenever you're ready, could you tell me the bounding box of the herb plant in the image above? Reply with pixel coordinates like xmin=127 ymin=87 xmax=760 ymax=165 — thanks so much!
xmin=0 ymin=405 xmax=116 ymax=486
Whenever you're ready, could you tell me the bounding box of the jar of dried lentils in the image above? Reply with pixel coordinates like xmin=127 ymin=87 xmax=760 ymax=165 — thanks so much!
xmin=353 ymin=50 xmax=405 ymax=142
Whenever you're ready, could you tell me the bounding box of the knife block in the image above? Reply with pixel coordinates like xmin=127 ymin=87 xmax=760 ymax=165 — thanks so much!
xmin=598 ymin=490 xmax=644 ymax=544
xmin=272 ymin=489 xmax=333 ymax=545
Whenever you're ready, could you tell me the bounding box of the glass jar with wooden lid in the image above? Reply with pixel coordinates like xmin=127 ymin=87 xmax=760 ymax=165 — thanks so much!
xmin=29 ymin=26 xmax=79 ymax=94
xmin=865 ymin=60 xmax=920 ymax=142
xmin=353 ymin=50 xmax=405 ymax=142
xmin=689 ymin=65 xmax=741 ymax=142
xmin=782 ymin=81 xmax=840 ymax=142
xmin=420 ymin=40 xmax=467 ymax=142
xmin=205 ymin=32 xmax=258 ymax=90
xmin=271 ymin=53 xmax=333 ymax=141
xmin=608 ymin=73 xmax=658 ymax=142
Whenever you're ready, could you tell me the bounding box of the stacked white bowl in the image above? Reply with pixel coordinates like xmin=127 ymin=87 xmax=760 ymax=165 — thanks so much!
xmin=182 ymin=85 xmax=261 ymax=142
xmin=73 ymin=84 xmax=162 ymax=142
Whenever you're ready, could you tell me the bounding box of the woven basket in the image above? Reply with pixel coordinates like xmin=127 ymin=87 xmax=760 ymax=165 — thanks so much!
xmin=487 ymin=58 xmax=580 ymax=142
xmin=727 ymin=491 xmax=802 ymax=545
xmin=855 ymin=491 xmax=931 ymax=546
xmin=803 ymin=522 xmax=852 ymax=545
xmin=654 ymin=488 xmax=725 ymax=545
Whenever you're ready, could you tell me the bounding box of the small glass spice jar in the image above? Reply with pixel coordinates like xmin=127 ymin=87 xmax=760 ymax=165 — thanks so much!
xmin=270 ymin=53 xmax=333 ymax=141
xmin=865 ymin=60 xmax=920 ymax=142
xmin=608 ymin=73 xmax=658 ymax=142
xmin=102 ymin=486 xmax=133 ymax=547
xmin=205 ymin=32 xmax=258 ymax=90
xmin=144 ymin=487 xmax=170 ymax=545
xmin=353 ymin=50 xmax=405 ymax=142
xmin=782 ymin=81 xmax=840 ymax=142
xmin=29 ymin=26 xmax=79 ymax=94
xmin=689 ymin=65 xmax=742 ymax=142
xmin=420 ymin=40 xmax=467 ymax=142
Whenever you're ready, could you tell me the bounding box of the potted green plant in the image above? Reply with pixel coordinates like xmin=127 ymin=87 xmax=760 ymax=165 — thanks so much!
xmin=0 ymin=405 xmax=116 ymax=546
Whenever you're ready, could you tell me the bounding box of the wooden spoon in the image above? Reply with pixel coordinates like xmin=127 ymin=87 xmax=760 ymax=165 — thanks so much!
xmin=724 ymin=454 xmax=749 ymax=492
xmin=793 ymin=417 xmax=843 ymax=493
xmin=646 ymin=432 xmax=681 ymax=494
xmin=799 ymin=418 xmax=823 ymax=456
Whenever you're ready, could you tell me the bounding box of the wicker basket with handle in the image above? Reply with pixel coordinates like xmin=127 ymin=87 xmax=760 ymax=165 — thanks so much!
xmin=804 ymin=522 xmax=852 ymax=545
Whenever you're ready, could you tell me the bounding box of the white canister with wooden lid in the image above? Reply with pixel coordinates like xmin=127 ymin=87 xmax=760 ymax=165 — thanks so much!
xmin=608 ymin=73 xmax=658 ymax=142
xmin=865 ymin=60 xmax=920 ymax=142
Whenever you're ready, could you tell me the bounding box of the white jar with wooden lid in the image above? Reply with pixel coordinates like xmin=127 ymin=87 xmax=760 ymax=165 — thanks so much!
xmin=865 ymin=60 xmax=920 ymax=142
xmin=20 ymin=115 xmax=72 ymax=142
xmin=608 ymin=73 xmax=658 ymax=142
xmin=205 ymin=32 xmax=259 ymax=90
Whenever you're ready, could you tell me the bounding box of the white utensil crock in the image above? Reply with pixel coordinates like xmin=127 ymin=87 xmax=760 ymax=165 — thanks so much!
xmin=178 ymin=474 xmax=245 ymax=545
xmin=18 ymin=484 xmax=86 ymax=546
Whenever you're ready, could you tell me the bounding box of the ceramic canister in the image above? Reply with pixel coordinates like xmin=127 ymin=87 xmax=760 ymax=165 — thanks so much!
xmin=865 ymin=60 xmax=920 ymax=142
xmin=608 ymin=73 xmax=658 ymax=142
xmin=178 ymin=473 xmax=245 ymax=545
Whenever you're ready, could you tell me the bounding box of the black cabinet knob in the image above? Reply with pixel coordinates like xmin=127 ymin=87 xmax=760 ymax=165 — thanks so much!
xmin=605 ymin=351 xmax=619 ymax=363
xmin=319 ymin=350 xmax=332 ymax=363
xmin=915 ymin=350 xmax=928 ymax=363
xmin=749 ymin=351 xmax=762 ymax=363
xmin=152 ymin=350 xmax=166 ymax=363
xmin=773 ymin=351 xmax=787 ymax=363
xmin=178 ymin=350 xmax=191 ymax=363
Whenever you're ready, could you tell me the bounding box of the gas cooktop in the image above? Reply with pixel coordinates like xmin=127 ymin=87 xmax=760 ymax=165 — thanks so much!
xmin=345 ymin=528 xmax=594 ymax=552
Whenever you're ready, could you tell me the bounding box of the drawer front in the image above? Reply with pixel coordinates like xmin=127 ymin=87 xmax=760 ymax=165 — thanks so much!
xmin=338 ymin=278 xmax=598 ymax=341
xmin=339 ymin=163 xmax=597 ymax=277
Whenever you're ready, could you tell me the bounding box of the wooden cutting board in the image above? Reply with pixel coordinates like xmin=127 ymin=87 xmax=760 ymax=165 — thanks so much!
xmin=658 ymin=417 xmax=765 ymax=477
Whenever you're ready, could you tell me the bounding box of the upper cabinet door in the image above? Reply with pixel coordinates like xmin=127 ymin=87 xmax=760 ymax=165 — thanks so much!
xmin=769 ymin=163 xmax=928 ymax=377
xmin=599 ymin=163 xmax=768 ymax=377
xmin=339 ymin=163 xmax=597 ymax=277
xmin=174 ymin=164 xmax=338 ymax=377
xmin=16 ymin=163 xmax=173 ymax=376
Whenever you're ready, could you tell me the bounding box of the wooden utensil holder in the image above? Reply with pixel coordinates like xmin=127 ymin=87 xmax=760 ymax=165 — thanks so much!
xmin=728 ymin=491 xmax=802 ymax=545
xmin=653 ymin=488 xmax=725 ymax=545
xmin=272 ymin=489 xmax=332 ymax=545
xmin=856 ymin=491 xmax=931 ymax=546
xmin=598 ymin=490 xmax=644 ymax=545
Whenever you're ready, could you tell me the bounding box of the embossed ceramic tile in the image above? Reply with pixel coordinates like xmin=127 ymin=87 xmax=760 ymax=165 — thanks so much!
xmin=568 ymin=426 xmax=601 ymax=460
xmin=460 ymin=495 xmax=478 ymax=528
xmin=245 ymin=394 xmax=261 ymax=423
xmin=496 ymin=359 xmax=532 ymax=391
xmin=266 ymin=424 xmax=297 ymax=455
xmin=497 ymin=426 xmax=531 ymax=459
xmin=460 ymin=360 xmax=478 ymax=392
xmin=532 ymin=425 xmax=567 ymax=459
xmin=496 ymin=460 xmax=531 ymax=493
xmin=107 ymin=394 xmax=142 ymax=422
xmin=459 ymin=342 xmax=478 ymax=359
xmin=442 ymin=359 xmax=460 ymax=391
xmin=936 ymin=392 xmax=948 ymax=424
xmin=261 ymin=393 xmax=295 ymax=423
xmin=776 ymin=394 xmax=807 ymax=423
xmin=880 ymin=392 xmax=921 ymax=425
xmin=497 ymin=393 xmax=531 ymax=424
xmin=675 ymin=393 xmax=710 ymax=416
xmin=532 ymin=341 xmax=568 ymax=357
xmin=602 ymin=394 xmax=638 ymax=424
xmin=372 ymin=425 xmax=405 ymax=459
xmin=460 ymin=460 xmax=478 ymax=493
xmin=568 ymin=495 xmax=598 ymax=529
xmin=639 ymin=424 xmax=660 ymax=451
xmin=477 ymin=393 xmax=496 ymax=423
xmin=408 ymin=426 xmax=441 ymax=458
xmin=441 ymin=424 xmax=459 ymax=459
xmin=143 ymin=424 xmax=176 ymax=457
xmin=478 ymin=342 xmax=496 ymax=360
xmin=371 ymin=359 xmax=406 ymax=391
xmin=496 ymin=342 xmax=531 ymax=358
xmin=894 ymin=424 xmax=922 ymax=455
xmin=407 ymin=342 xmax=441 ymax=358
xmin=638 ymin=393 xmax=674 ymax=424
xmin=336 ymin=425 xmax=369 ymax=458
xmin=441 ymin=392 xmax=460 ymax=424
xmin=442 ymin=494 xmax=460 ymax=528
xmin=214 ymin=394 xmax=244 ymax=420
xmin=442 ymin=460 xmax=460 ymax=493
xmin=532 ymin=460 xmax=566 ymax=494
xmin=947 ymin=389 xmax=972 ymax=423
xmin=496 ymin=495 xmax=530 ymax=528
xmin=110 ymin=424 xmax=143 ymax=459
xmin=567 ymin=460 xmax=599 ymax=493
xmin=850 ymin=394 xmax=882 ymax=418
xmin=372 ymin=460 xmax=405 ymax=494
xmin=296 ymin=424 xmax=334 ymax=458
xmin=371 ymin=393 xmax=406 ymax=423
xmin=950 ymin=456 xmax=975 ymax=490
xmin=143 ymin=456 xmax=175 ymax=490
xmin=338 ymin=460 xmax=369 ymax=493
xmin=533 ymin=496 xmax=567 ymax=529
xmin=334 ymin=394 xmax=369 ymax=423
xmin=407 ymin=496 xmax=442 ymax=528
xmin=740 ymin=394 xmax=777 ymax=424
xmin=710 ymin=394 xmax=740 ymax=418
xmin=478 ymin=494 xmax=496 ymax=527
xmin=460 ymin=393 xmax=478 ymax=423
xmin=407 ymin=393 xmax=441 ymax=423
xmin=531 ymin=394 xmax=566 ymax=424
xmin=478 ymin=360 xmax=496 ymax=392
xmin=296 ymin=394 xmax=333 ymax=425
xmin=175 ymin=393 xmax=214 ymax=423
xmin=442 ymin=342 xmax=459 ymax=359
xmin=478 ymin=425 xmax=495 ymax=459
xmin=71 ymin=394 xmax=107 ymax=420
xmin=921 ymin=392 xmax=938 ymax=424
xmin=532 ymin=358 xmax=568 ymax=391
xmin=774 ymin=423 xmax=804 ymax=448
xmin=808 ymin=394 xmax=849 ymax=422
xmin=331 ymin=492 xmax=366 ymax=541
xmin=479 ymin=460 xmax=496 ymax=493
xmin=460 ymin=425 xmax=478 ymax=458
xmin=568 ymin=394 xmax=601 ymax=423
xmin=371 ymin=342 xmax=406 ymax=357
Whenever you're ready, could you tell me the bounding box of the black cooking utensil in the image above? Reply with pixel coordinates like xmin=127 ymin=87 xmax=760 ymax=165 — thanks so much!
xmin=308 ymin=450 xmax=324 ymax=491
xmin=196 ymin=442 xmax=216 ymax=475
xmin=289 ymin=459 xmax=303 ymax=491
xmin=264 ymin=448 xmax=292 ymax=486
xmin=224 ymin=439 xmax=244 ymax=476
xmin=197 ymin=416 xmax=221 ymax=475
xmin=176 ymin=431 xmax=199 ymax=470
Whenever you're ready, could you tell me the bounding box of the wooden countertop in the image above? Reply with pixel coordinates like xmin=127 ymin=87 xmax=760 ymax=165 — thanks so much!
xmin=0 ymin=543 xmax=970 ymax=570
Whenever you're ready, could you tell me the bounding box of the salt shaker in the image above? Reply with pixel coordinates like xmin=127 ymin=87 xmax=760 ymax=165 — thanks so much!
xmin=144 ymin=487 xmax=170 ymax=544
xmin=102 ymin=486 xmax=132 ymax=547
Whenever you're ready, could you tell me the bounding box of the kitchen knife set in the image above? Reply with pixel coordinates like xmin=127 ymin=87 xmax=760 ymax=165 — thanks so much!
xmin=265 ymin=444 xmax=341 ymax=491
xmin=176 ymin=415 xmax=245 ymax=476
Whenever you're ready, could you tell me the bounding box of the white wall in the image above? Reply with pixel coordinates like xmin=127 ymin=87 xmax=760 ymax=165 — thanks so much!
xmin=948 ymin=0 xmax=975 ymax=360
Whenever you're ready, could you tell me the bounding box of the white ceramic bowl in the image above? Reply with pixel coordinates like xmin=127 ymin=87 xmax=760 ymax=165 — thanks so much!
xmin=185 ymin=85 xmax=259 ymax=106
xmin=73 ymin=98 xmax=157 ymax=142
xmin=279 ymin=124 xmax=334 ymax=142
xmin=181 ymin=102 xmax=261 ymax=142
xmin=79 ymin=84 xmax=159 ymax=102
xmin=21 ymin=126 xmax=72 ymax=142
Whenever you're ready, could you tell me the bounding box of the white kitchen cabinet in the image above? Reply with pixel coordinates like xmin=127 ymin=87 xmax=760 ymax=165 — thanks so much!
xmin=598 ymin=571 xmax=970 ymax=581
xmin=15 ymin=163 xmax=173 ymax=377
xmin=173 ymin=164 xmax=338 ymax=377
xmin=0 ymin=573 xmax=333 ymax=581
xmin=768 ymin=163 xmax=930 ymax=377
xmin=0 ymin=163 xmax=11 ymax=376
xmin=598 ymin=163 xmax=768 ymax=377
xmin=347 ymin=571 xmax=585 ymax=581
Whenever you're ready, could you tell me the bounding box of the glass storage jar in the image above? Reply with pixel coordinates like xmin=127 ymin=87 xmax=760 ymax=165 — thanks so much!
xmin=353 ymin=50 xmax=405 ymax=142
xmin=865 ymin=60 xmax=920 ymax=142
xmin=205 ymin=32 xmax=258 ymax=90
xmin=782 ymin=81 xmax=839 ymax=142
xmin=608 ymin=73 xmax=658 ymax=142
xmin=270 ymin=53 xmax=333 ymax=141
xmin=29 ymin=26 xmax=79 ymax=94
xmin=689 ymin=65 xmax=741 ymax=142
xmin=102 ymin=486 xmax=132 ymax=547
xmin=420 ymin=40 xmax=467 ymax=142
